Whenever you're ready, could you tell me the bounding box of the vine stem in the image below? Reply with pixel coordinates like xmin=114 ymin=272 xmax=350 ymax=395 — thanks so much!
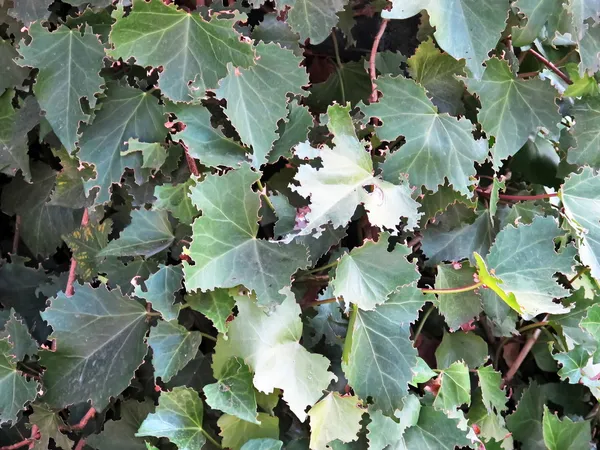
xmin=65 ymin=208 xmax=89 ymax=297
xmin=342 ymin=303 xmax=358 ymax=364
xmin=12 ymin=215 xmax=20 ymax=254
xmin=369 ymin=19 xmax=388 ymax=102
xmin=422 ymin=281 xmax=484 ymax=295
xmin=74 ymin=439 xmax=86 ymax=450
xmin=413 ymin=303 xmax=435 ymax=342
xmin=331 ymin=32 xmax=343 ymax=69
xmin=302 ymin=260 xmax=339 ymax=276
xmin=200 ymin=332 xmax=217 ymax=342
xmin=527 ymin=48 xmax=572 ymax=85
xmin=256 ymin=180 xmax=275 ymax=212
xmin=304 ymin=297 xmax=339 ymax=308
xmin=68 ymin=407 xmax=96 ymax=431
xmin=476 ymin=188 xmax=558 ymax=202
xmin=202 ymin=429 xmax=222 ymax=449
xmin=568 ymin=267 xmax=590 ymax=286
xmin=504 ymin=314 xmax=549 ymax=384
xmin=184 ymin=147 xmax=199 ymax=177
xmin=0 ymin=426 xmax=39 ymax=450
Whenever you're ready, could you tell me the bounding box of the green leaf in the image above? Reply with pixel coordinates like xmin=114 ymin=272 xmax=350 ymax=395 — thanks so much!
xmin=240 ymin=439 xmax=283 ymax=450
xmin=433 ymin=361 xmax=471 ymax=411
xmin=136 ymin=387 xmax=210 ymax=450
xmin=205 ymin=357 xmax=258 ymax=424
xmin=49 ymin=148 xmax=93 ymax=209
xmin=0 ymin=339 xmax=38 ymax=424
xmin=580 ymin=22 xmax=600 ymax=75
xmin=86 ymin=399 xmax=155 ymax=450
xmin=489 ymin=177 xmax=506 ymax=222
xmin=482 ymin=216 xmax=576 ymax=318
xmin=307 ymin=61 xmax=371 ymax=112
xmin=434 ymin=264 xmax=483 ymax=331
xmin=464 ymin=58 xmax=561 ymax=166
xmin=217 ymin=413 xmax=279 ymax=450
xmin=216 ymin=43 xmax=307 ymax=167
xmin=542 ymin=406 xmax=591 ymax=450
xmin=418 ymin=184 xmax=476 ymax=225
xmin=366 ymin=409 xmax=404 ymax=450
xmin=99 ymin=209 xmax=174 ymax=258
xmin=277 ymin=0 xmax=345 ymax=44
xmin=332 ymin=233 xmax=419 ymax=310
xmin=185 ymin=289 xmax=235 ymax=335
xmin=17 ymin=23 xmax=105 ymax=153
xmin=410 ymin=357 xmax=437 ymax=386
xmin=252 ymin=13 xmax=301 ymax=56
xmin=304 ymin=298 xmax=347 ymax=348
xmin=566 ymin=100 xmax=600 ymax=167
xmin=1 ymin=163 xmax=81 ymax=257
xmin=512 ymin=0 xmax=564 ymax=46
xmin=342 ymin=285 xmax=424 ymax=415
xmin=40 ymin=283 xmax=149 ymax=410
xmin=506 ymin=381 xmax=546 ymax=450
xmin=168 ymin=102 xmax=247 ymax=168
xmin=308 ymin=393 xmax=363 ymax=450
xmin=108 ymin=0 xmax=254 ymax=101
xmin=154 ymin=179 xmax=199 ymax=226
xmin=561 ymin=167 xmax=600 ymax=280
xmin=8 ymin=0 xmax=51 ymax=25
xmin=407 ymin=39 xmax=466 ymax=115
xmin=63 ymin=219 xmax=111 ymax=279
xmin=363 ymin=75 xmax=487 ymax=196
xmin=270 ymin=100 xmax=313 ymax=163
xmin=148 ymin=320 xmax=202 ymax=384
xmin=383 ymin=0 xmax=508 ymax=78
xmin=213 ymin=292 xmax=335 ymax=421
xmin=0 ymin=41 xmax=28 ymax=95
xmin=1 ymin=309 xmax=37 ymax=361
xmin=435 ymin=331 xmax=489 ymax=369
xmin=552 ymin=346 xmax=589 ymax=383
xmin=101 ymin=257 xmax=159 ymax=296
xmin=79 ymin=83 xmax=167 ymax=204
xmin=121 ymin=139 xmax=167 ymax=171
xmin=184 ymin=164 xmax=309 ymax=308
xmin=477 ymin=366 xmax=507 ymax=413
xmin=294 ymin=104 xmax=421 ymax=235
xmin=133 ymin=264 xmax=182 ymax=321
xmin=373 ymin=50 xmax=407 ymax=77
xmin=403 ymin=406 xmax=470 ymax=449
xmin=29 ymin=403 xmax=71 ymax=450
xmin=467 ymin=392 xmax=512 ymax=449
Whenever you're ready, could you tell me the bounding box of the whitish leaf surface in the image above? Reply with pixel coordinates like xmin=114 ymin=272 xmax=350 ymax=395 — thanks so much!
xmin=184 ymin=164 xmax=309 ymax=307
xmin=278 ymin=0 xmax=346 ymax=44
xmin=212 ymin=293 xmax=335 ymax=421
xmin=185 ymin=289 xmax=235 ymax=335
xmin=17 ymin=23 xmax=105 ymax=153
xmin=204 ymin=357 xmax=259 ymax=424
xmin=542 ymin=405 xmax=591 ymax=450
xmin=433 ymin=361 xmax=471 ymax=411
xmin=332 ymin=233 xmax=419 ymax=310
xmin=79 ymin=83 xmax=167 ymax=204
xmin=561 ymin=168 xmax=600 ymax=280
xmin=99 ymin=209 xmax=174 ymax=258
xmin=0 ymin=339 xmax=38 ymax=424
xmin=464 ymin=58 xmax=561 ymax=166
xmin=293 ymin=104 xmax=421 ymax=235
xmin=512 ymin=0 xmax=564 ymax=46
xmin=136 ymin=387 xmax=207 ymax=450
xmin=216 ymin=42 xmax=308 ymax=167
xmin=383 ymin=0 xmax=508 ymax=78
xmin=363 ymin=75 xmax=487 ymax=196
xmin=241 ymin=439 xmax=283 ymax=450
xmin=169 ymin=102 xmax=247 ymax=168
xmin=567 ymin=100 xmax=600 ymax=168
xmin=482 ymin=216 xmax=576 ymax=318
xmin=148 ymin=320 xmax=202 ymax=383
xmin=40 ymin=283 xmax=149 ymax=410
xmin=342 ymin=285 xmax=424 ymax=415
xmin=134 ymin=264 xmax=182 ymax=321
xmin=308 ymin=393 xmax=363 ymax=450
xmin=218 ymin=413 xmax=279 ymax=450
xmin=366 ymin=409 xmax=404 ymax=450
xmin=109 ymin=0 xmax=254 ymax=101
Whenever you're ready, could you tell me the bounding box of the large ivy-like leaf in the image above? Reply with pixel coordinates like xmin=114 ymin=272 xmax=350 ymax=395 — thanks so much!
xmin=0 ymin=339 xmax=38 ymax=425
xmin=277 ymin=0 xmax=346 ymax=44
xmin=40 ymin=283 xmax=149 ymax=410
xmin=308 ymin=393 xmax=363 ymax=450
xmin=567 ymin=100 xmax=600 ymax=168
xmin=17 ymin=23 xmax=105 ymax=153
xmin=184 ymin=164 xmax=309 ymax=307
xmin=362 ymin=75 xmax=487 ymax=196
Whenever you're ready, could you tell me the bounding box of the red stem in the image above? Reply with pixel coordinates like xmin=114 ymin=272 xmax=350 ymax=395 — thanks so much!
xmin=12 ymin=215 xmax=20 ymax=255
xmin=74 ymin=439 xmax=86 ymax=450
xmin=369 ymin=19 xmax=388 ymax=102
xmin=0 ymin=426 xmax=39 ymax=450
xmin=504 ymin=314 xmax=549 ymax=383
xmin=527 ymin=49 xmax=572 ymax=85
xmin=184 ymin=147 xmax=199 ymax=177
xmin=476 ymin=188 xmax=558 ymax=202
xmin=65 ymin=209 xmax=89 ymax=297
xmin=69 ymin=407 xmax=96 ymax=431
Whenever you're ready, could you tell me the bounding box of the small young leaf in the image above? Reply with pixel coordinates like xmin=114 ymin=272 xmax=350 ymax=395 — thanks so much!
xmin=308 ymin=393 xmax=363 ymax=450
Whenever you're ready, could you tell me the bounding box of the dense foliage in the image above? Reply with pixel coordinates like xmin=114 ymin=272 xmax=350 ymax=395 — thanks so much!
xmin=1 ymin=0 xmax=600 ymax=449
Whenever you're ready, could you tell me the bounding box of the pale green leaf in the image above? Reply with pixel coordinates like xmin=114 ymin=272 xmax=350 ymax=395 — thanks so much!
xmin=121 ymin=139 xmax=167 ymax=171
xmin=204 ymin=357 xmax=259 ymax=424
xmin=552 ymin=346 xmax=589 ymax=383
xmin=410 ymin=357 xmax=437 ymax=386
xmin=216 ymin=42 xmax=308 ymax=167
xmin=109 ymin=0 xmax=254 ymax=101
xmin=366 ymin=409 xmax=404 ymax=450
xmin=434 ymin=264 xmax=482 ymax=330
xmin=477 ymin=366 xmax=507 ymax=413
xmin=154 ymin=179 xmax=199 ymax=226
xmin=136 ymin=387 xmax=208 ymax=450
xmin=40 ymin=283 xmax=149 ymax=410
xmin=464 ymin=58 xmax=561 ymax=166
xmin=0 ymin=339 xmax=38 ymax=425
xmin=217 ymin=413 xmax=279 ymax=450
xmin=308 ymin=393 xmax=363 ymax=450
xmin=489 ymin=177 xmax=506 ymax=222
xmin=332 ymin=233 xmax=419 ymax=310
xmin=293 ymin=104 xmax=421 ymax=235
xmin=270 ymin=100 xmax=313 ymax=164
xmin=383 ymin=0 xmax=508 ymax=78
xmin=184 ymin=164 xmax=309 ymax=307
xmin=99 ymin=209 xmax=174 ymax=258
xmin=561 ymin=167 xmax=600 ymax=280
xmin=363 ymin=75 xmax=487 ymax=196
xmin=580 ymin=22 xmax=600 ymax=75
xmin=241 ymin=439 xmax=283 ymax=450
xmin=185 ymin=289 xmax=235 ymax=336
xmin=566 ymin=100 xmax=600 ymax=168
xmin=512 ymin=0 xmax=564 ymax=46
xmin=542 ymin=406 xmax=591 ymax=450
xmin=134 ymin=264 xmax=183 ymax=321
xmin=212 ymin=292 xmax=335 ymax=421
xmin=403 ymin=406 xmax=470 ymax=450
xmin=277 ymin=0 xmax=345 ymax=44
xmin=148 ymin=320 xmax=202 ymax=383
xmin=433 ymin=361 xmax=471 ymax=411
xmin=8 ymin=0 xmax=51 ymax=25
xmin=17 ymin=23 xmax=105 ymax=153
xmin=435 ymin=331 xmax=489 ymax=369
